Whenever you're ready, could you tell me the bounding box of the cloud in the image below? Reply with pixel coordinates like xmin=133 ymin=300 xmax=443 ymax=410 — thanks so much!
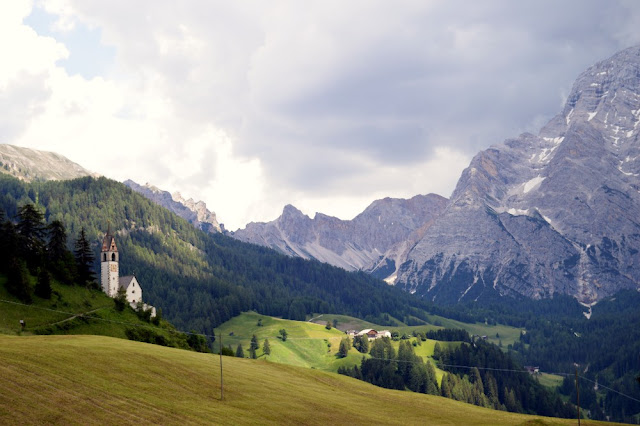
xmin=5 ymin=0 xmax=640 ymax=230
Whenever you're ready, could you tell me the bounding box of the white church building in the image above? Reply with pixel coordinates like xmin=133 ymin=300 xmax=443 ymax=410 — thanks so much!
xmin=101 ymin=229 xmax=156 ymax=317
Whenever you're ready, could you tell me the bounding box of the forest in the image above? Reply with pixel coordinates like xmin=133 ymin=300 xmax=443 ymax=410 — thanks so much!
xmin=338 ymin=333 xmax=574 ymax=419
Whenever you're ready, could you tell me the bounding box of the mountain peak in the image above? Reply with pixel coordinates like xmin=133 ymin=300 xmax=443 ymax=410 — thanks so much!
xmin=398 ymin=45 xmax=640 ymax=303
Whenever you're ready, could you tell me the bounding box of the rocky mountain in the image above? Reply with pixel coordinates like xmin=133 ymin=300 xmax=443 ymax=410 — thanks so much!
xmin=123 ymin=180 xmax=222 ymax=233
xmin=232 ymin=194 xmax=447 ymax=272
xmin=0 ymin=144 xmax=97 ymax=182
xmin=396 ymin=46 xmax=640 ymax=304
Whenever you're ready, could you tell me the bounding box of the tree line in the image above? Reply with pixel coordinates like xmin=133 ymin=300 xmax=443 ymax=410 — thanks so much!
xmin=338 ymin=331 xmax=574 ymax=419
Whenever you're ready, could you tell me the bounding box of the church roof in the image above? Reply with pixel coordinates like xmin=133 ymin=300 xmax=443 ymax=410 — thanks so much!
xmin=101 ymin=232 xmax=118 ymax=252
xmin=118 ymin=275 xmax=137 ymax=290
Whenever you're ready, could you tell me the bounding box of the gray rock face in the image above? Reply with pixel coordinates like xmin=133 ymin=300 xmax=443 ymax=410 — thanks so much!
xmin=232 ymin=194 xmax=447 ymax=272
xmin=0 ymin=144 xmax=97 ymax=182
xmin=397 ymin=46 xmax=640 ymax=303
xmin=124 ymin=180 xmax=222 ymax=233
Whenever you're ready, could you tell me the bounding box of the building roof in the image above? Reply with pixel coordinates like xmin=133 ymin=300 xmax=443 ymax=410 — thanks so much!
xmin=101 ymin=232 xmax=118 ymax=252
xmin=118 ymin=275 xmax=137 ymax=290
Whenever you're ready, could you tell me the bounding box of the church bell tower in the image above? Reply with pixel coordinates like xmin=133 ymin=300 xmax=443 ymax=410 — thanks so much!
xmin=101 ymin=227 xmax=119 ymax=297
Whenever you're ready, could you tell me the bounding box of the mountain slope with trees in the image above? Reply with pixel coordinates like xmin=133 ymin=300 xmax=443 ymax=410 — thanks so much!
xmin=0 ymin=174 xmax=454 ymax=335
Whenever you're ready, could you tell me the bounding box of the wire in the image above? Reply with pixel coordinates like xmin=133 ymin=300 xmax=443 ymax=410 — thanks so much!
xmin=0 ymin=298 xmax=216 ymax=339
xmin=578 ymin=375 xmax=640 ymax=404
xmin=3 ymin=298 xmax=640 ymax=406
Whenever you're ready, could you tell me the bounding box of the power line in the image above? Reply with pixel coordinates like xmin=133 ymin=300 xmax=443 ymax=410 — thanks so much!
xmin=3 ymin=298 xmax=640 ymax=406
xmin=0 ymin=298 xmax=216 ymax=339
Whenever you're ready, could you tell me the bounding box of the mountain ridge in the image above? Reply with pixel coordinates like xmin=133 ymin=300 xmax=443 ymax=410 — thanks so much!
xmin=123 ymin=179 xmax=222 ymax=233
xmin=232 ymin=193 xmax=448 ymax=272
xmin=397 ymin=45 xmax=640 ymax=303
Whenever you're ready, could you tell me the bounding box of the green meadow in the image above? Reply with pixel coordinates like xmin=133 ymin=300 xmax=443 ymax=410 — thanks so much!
xmin=0 ymin=334 xmax=618 ymax=426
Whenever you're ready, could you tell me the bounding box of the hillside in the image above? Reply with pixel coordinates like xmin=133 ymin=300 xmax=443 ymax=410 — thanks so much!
xmin=0 ymin=174 xmax=454 ymax=335
xmin=0 ymin=144 xmax=97 ymax=182
xmin=0 ymin=334 xmax=614 ymax=425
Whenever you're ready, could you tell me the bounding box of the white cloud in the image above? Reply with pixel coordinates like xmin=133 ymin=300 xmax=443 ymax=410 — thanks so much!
xmin=4 ymin=1 xmax=640 ymax=230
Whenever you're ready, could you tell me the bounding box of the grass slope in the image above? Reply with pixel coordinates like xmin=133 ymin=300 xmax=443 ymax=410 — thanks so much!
xmin=0 ymin=275 xmax=178 ymax=343
xmin=0 ymin=335 xmax=615 ymax=426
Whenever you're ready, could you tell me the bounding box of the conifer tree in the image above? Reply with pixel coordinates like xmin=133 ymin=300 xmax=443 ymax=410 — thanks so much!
xmin=35 ymin=268 xmax=52 ymax=299
xmin=74 ymin=228 xmax=95 ymax=286
xmin=7 ymin=258 xmax=31 ymax=303
xmin=16 ymin=204 xmax=45 ymax=270
xmin=235 ymin=344 xmax=245 ymax=358
xmin=46 ymin=220 xmax=68 ymax=261
xmin=262 ymin=338 xmax=271 ymax=356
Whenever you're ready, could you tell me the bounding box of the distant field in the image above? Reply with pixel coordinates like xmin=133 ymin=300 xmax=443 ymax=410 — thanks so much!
xmin=310 ymin=312 xmax=524 ymax=348
xmin=217 ymin=311 xmax=363 ymax=371
xmin=537 ymin=373 xmax=565 ymax=389
xmin=0 ymin=335 xmax=616 ymax=425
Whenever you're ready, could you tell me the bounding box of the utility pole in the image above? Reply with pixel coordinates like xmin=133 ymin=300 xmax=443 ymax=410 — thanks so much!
xmin=219 ymin=331 xmax=224 ymax=401
xmin=575 ymin=368 xmax=581 ymax=426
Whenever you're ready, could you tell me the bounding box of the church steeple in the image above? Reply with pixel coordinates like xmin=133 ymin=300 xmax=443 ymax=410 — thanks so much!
xmin=101 ymin=227 xmax=119 ymax=297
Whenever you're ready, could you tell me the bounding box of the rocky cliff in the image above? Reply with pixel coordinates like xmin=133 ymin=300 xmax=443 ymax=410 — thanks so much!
xmin=124 ymin=180 xmax=222 ymax=233
xmin=396 ymin=46 xmax=640 ymax=303
xmin=232 ymin=194 xmax=447 ymax=272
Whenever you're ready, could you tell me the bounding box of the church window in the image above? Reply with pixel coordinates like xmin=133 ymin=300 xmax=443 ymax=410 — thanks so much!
xmin=112 ymin=253 xmax=116 ymax=261
xmin=103 ymin=254 xmax=107 ymax=261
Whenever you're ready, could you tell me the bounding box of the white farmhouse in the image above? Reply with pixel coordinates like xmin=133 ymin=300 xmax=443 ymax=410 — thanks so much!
xmin=100 ymin=229 xmax=156 ymax=317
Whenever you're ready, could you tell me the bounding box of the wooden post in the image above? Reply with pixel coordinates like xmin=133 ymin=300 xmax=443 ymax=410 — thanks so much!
xmin=575 ymin=368 xmax=580 ymax=426
xmin=219 ymin=331 xmax=224 ymax=401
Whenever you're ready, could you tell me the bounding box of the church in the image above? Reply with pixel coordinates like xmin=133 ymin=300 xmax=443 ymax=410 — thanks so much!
xmin=101 ymin=229 xmax=156 ymax=317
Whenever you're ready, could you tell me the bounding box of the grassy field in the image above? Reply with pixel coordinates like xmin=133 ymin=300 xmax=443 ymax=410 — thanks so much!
xmin=216 ymin=311 xmax=365 ymax=371
xmin=310 ymin=312 xmax=524 ymax=348
xmin=536 ymin=373 xmax=565 ymax=389
xmin=0 ymin=274 xmax=181 ymax=343
xmin=0 ymin=334 xmax=618 ymax=426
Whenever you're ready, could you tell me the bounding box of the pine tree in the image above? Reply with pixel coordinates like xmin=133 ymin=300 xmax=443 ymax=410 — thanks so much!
xmin=235 ymin=344 xmax=245 ymax=358
xmin=7 ymin=258 xmax=32 ymax=303
xmin=263 ymin=338 xmax=271 ymax=356
xmin=74 ymin=228 xmax=95 ymax=286
xmin=35 ymin=268 xmax=52 ymax=299
xmin=16 ymin=204 xmax=45 ymax=270
xmin=46 ymin=220 xmax=68 ymax=261
xmin=338 ymin=337 xmax=351 ymax=358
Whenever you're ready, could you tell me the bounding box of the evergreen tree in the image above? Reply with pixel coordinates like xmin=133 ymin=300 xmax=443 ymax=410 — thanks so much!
xmin=35 ymin=268 xmax=52 ymax=299
xmin=353 ymin=335 xmax=370 ymax=353
xmin=235 ymin=344 xmax=245 ymax=358
xmin=338 ymin=337 xmax=351 ymax=358
xmin=16 ymin=203 xmax=45 ymax=270
xmin=0 ymin=218 xmax=19 ymax=273
xmin=263 ymin=338 xmax=271 ymax=356
xmin=7 ymin=257 xmax=31 ymax=303
xmin=433 ymin=342 xmax=442 ymax=360
xmin=279 ymin=329 xmax=288 ymax=342
xmin=114 ymin=288 xmax=128 ymax=311
xmin=74 ymin=228 xmax=95 ymax=286
xmin=250 ymin=334 xmax=259 ymax=351
xmin=46 ymin=220 xmax=68 ymax=261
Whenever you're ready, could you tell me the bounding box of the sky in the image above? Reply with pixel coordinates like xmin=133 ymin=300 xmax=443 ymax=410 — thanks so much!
xmin=3 ymin=1 xmax=640 ymax=230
